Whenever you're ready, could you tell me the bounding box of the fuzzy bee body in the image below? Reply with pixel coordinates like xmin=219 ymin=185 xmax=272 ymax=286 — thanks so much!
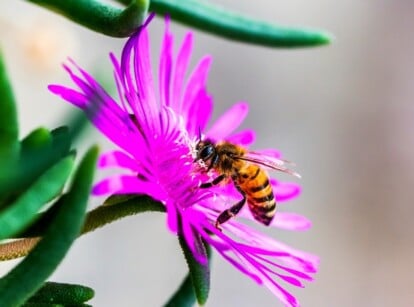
xmin=195 ymin=140 xmax=282 ymax=227
xmin=236 ymin=163 xmax=276 ymax=225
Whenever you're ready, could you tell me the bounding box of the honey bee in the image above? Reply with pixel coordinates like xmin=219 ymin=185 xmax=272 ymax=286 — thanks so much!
xmin=195 ymin=139 xmax=298 ymax=228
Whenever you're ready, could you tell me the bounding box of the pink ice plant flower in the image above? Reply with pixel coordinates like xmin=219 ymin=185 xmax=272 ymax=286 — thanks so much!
xmin=49 ymin=15 xmax=318 ymax=307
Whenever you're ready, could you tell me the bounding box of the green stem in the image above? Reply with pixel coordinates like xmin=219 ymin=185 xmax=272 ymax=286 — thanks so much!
xmin=25 ymin=0 xmax=149 ymax=37
xmin=0 ymin=196 xmax=165 ymax=261
xmin=163 ymin=273 xmax=195 ymax=307
xmin=81 ymin=195 xmax=165 ymax=234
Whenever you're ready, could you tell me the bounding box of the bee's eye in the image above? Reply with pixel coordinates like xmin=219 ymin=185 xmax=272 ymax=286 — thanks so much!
xmin=199 ymin=145 xmax=214 ymax=161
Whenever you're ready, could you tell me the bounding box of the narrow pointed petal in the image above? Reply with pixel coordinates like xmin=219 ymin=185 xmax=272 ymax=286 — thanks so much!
xmin=48 ymin=85 xmax=87 ymax=108
xmin=92 ymin=175 xmax=167 ymax=202
xmin=159 ymin=16 xmax=173 ymax=107
xmin=206 ymin=102 xmax=249 ymax=140
xmin=171 ymin=32 xmax=193 ymax=111
xmin=181 ymin=56 xmax=212 ymax=118
xmin=186 ymin=89 xmax=213 ymax=136
xmin=272 ymin=212 xmax=312 ymax=231
xmin=98 ymin=150 xmax=148 ymax=173
xmin=272 ymin=179 xmax=302 ymax=202
xmin=166 ymin=199 xmax=178 ymax=233
xmin=226 ymin=129 xmax=256 ymax=146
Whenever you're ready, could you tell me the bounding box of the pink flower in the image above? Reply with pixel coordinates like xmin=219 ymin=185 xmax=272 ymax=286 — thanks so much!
xmin=49 ymin=15 xmax=318 ymax=307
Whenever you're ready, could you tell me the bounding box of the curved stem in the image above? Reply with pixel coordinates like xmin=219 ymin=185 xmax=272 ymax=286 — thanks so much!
xmin=0 ymin=238 xmax=40 ymax=261
xmin=0 ymin=196 xmax=165 ymax=261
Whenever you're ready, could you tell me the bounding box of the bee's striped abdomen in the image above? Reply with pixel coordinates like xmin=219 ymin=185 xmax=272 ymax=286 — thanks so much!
xmin=238 ymin=165 xmax=276 ymax=226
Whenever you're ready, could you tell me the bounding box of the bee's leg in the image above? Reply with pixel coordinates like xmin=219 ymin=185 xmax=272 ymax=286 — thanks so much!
xmin=215 ymin=187 xmax=246 ymax=229
xmin=199 ymin=174 xmax=226 ymax=188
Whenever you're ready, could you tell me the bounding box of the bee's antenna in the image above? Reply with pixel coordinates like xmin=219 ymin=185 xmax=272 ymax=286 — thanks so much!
xmin=198 ymin=126 xmax=202 ymax=141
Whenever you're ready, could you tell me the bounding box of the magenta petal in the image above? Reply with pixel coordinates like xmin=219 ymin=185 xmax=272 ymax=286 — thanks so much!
xmin=122 ymin=25 xmax=159 ymax=134
xmin=159 ymin=16 xmax=173 ymax=107
xmin=219 ymin=250 xmax=263 ymax=284
xmin=171 ymin=32 xmax=193 ymax=111
xmin=272 ymin=179 xmax=301 ymax=202
xmin=206 ymin=102 xmax=249 ymax=141
xmin=181 ymin=215 xmax=208 ymax=265
xmin=252 ymin=253 xmax=314 ymax=281
xmin=92 ymin=175 xmax=166 ymax=202
xmin=186 ymin=88 xmax=213 ymax=136
xmin=48 ymin=85 xmax=88 ymax=108
xmin=261 ymin=276 xmax=299 ymax=307
xmin=166 ymin=199 xmax=178 ymax=233
xmin=181 ymin=56 xmax=212 ymax=117
xmin=272 ymin=212 xmax=312 ymax=231
xmin=226 ymin=129 xmax=256 ymax=146
xmin=98 ymin=150 xmax=137 ymax=169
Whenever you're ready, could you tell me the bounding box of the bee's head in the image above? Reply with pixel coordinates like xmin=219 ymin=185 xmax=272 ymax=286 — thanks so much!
xmin=195 ymin=139 xmax=216 ymax=162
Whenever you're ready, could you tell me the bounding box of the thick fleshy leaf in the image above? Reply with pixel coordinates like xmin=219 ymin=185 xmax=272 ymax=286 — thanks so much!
xmin=23 ymin=0 xmax=149 ymax=37
xmin=0 ymin=128 xmax=49 ymax=206
xmin=0 ymin=51 xmax=19 ymax=168
xmin=18 ymin=126 xmax=72 ymax=183
xmin=163 ymin=273 xmax=195 ymax=307
xmin=0 ymin=155 xmax=74 ymax=240
xmin=20 ymin=127 xmax=52 ymax=154
xmin=178 ymin=232 xmax=210 ymax=305
xmin=26 ymin=281 xmax=94 ymax=304
xmin=149 ymin=0 xmax=332 ymax=47
xmin=50 ymin=127 xmax=72 ymax=156
xmin=0 ymin=126 xmax=74 ymax=208
xmin=0 ymin=146 xmax=98 ymax=306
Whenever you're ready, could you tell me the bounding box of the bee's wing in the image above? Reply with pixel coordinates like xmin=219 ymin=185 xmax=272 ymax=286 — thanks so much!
xmin=235 ymin=151 xmax=301 ymax=178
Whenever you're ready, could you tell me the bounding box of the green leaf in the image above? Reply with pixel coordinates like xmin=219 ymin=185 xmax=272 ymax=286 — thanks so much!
xmin=23 ymin=304 xmax=91 ymax=307
xmin=26 ymin=0 xmax=149 ymax=37
xmin=26 ymin=281 xmax=94 ymax=304
xmin=20 ymin=127 xmax=52 ymax=153
xmin=50 ymin=127 xmax=72 ymax=158
xmin=22 ymin=303 xmax=64 ymax=307
xmin=0 ymin=126 xmax=74 ymax=207
xmin=0 ymin=154 xmax=74 ymax=240
xmin=163 ymin=273 xmax=195 ymax=307
xmin=178 ymin=232 xmax=211 ymax=305
xmin=0 ymin=50 xmax=19 ymax=166
xmin=19 ymin=126 xmax=72 ymax=165
xmin=149 ymin=0 xmax=332 ymax=47
xmin=0 ymin=146 xmax=98 ymax=306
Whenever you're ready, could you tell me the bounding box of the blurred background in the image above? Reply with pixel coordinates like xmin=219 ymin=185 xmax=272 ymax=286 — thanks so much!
xmin=2 ymin=1 xmax=414 ymax=306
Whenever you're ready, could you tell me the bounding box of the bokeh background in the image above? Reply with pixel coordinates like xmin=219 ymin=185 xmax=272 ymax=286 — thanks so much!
xmin=2 ymin=1 xmax=414 ymax=306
